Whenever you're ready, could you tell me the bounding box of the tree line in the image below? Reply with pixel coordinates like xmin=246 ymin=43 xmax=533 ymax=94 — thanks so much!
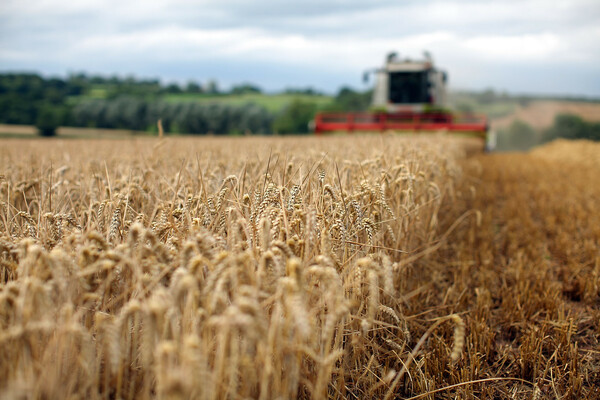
xmin=0 ymin=73 xmax=372 ymax=135
xmin=70 ymin=98 xmax=273 ymax=135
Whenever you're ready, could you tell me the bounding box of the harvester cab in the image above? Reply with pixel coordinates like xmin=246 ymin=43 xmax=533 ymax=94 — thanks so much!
xmin=314 ymin=52 xmax=493 ymax=149
xmin=369 ymin=52 xmax=447 ymax=113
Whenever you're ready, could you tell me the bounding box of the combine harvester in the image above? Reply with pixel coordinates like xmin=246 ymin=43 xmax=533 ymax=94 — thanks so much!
xmin=314 ymin=52 xmax=494 ymax=149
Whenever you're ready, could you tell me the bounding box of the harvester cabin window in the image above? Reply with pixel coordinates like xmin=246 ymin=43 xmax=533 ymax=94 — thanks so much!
xmin=388 ymin=71 xmax=429 ymax=104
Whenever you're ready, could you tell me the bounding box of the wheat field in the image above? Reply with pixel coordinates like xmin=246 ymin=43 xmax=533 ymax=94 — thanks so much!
xmin=0 ymin=135 xmax=598 ymax=399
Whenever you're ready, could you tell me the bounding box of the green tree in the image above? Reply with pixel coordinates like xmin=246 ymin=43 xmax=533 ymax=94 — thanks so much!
xmin=590 ymin=122 xmax=600 ymax=141
xmin=272 ymin=100 xmax=317 ymax=134
xmin=165 ymin=83 xmax=182 ymax=94
xmin=323 ymin=87 xmax=372 ymax=112
xmin=543 ymin=114 xmax=600 ymax=142
xmin=230 ymin=84 xmax=261 ymax=95
xmin=35 ymin=106 xmax=60 ymax=136
xmin=336 ymin=87 xmax=372 ymax=111
xmin=543 ymin=114 xmax=584 ymax=142
xmin=186 ymin=81 xmax=203 ymax=94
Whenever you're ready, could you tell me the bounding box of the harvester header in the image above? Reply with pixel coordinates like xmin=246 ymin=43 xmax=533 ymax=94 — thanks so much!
xmin=314 ymin=52 xmax=489 ymax=143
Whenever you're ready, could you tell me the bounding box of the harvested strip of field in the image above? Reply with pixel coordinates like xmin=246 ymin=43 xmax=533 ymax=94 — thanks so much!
xmin=0 ymin=136 xmax=598 ymax=399
xmin=435 ymin=139 xmax=600 ymax=398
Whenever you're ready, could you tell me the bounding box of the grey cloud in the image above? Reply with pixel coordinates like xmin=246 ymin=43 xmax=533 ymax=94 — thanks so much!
xmin=0 ymin=0 xmax=599 ymax=96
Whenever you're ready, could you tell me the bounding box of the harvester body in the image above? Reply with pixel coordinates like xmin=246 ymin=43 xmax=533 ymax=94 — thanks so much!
xmin=314 ymin=53 xmax=488 ymax=140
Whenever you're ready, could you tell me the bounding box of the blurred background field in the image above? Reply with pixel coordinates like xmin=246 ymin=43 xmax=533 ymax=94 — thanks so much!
xmin=1 ymin=72 xmax=599 ymax=148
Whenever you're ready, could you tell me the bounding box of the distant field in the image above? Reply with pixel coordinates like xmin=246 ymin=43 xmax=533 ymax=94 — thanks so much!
xmin=163 ymin=92 xmax=333 ymax=111
xmin=0 ymin=124 xmax=146 ymax=138
xmin=0 ymin=124 xmax=37 ymax=136
xmin=491 ymin=100 xmax=600 ymax=130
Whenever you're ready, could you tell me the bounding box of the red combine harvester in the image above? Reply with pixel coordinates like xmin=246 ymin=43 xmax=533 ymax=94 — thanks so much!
xmin=314 ymin=52 xmax=493 ymax=148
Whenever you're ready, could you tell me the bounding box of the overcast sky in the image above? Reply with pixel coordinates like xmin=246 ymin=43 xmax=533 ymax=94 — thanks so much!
xmin=1 ymin=0 xmax=600 ymax=96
